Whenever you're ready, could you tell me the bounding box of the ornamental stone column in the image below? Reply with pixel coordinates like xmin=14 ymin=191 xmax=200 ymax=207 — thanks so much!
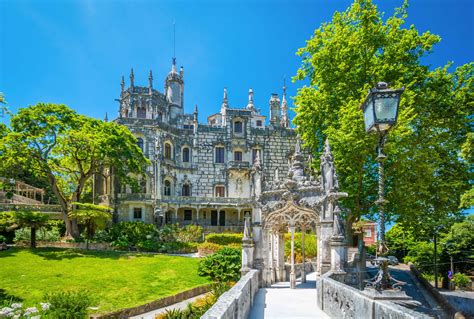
xmin=241 ymin=215 xmax=254 ymax=276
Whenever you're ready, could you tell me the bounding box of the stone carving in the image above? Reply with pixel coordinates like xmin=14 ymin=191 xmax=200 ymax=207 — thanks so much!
xmin=321 ymin=139 xmax=339 ymax=193
xmin=332 ymin=205 xmax=345 ymax=239
xmin=243 ymin=214 xmax=252 ymax=240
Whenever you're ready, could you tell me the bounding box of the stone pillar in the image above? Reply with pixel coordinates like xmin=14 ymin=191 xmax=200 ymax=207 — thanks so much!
xmin=275 ymin=231 xmax=285 ymax=282
xmin=289 ymin=224 xmax=296 ymax=289
xmin=330 ymin=235 xmax=347 ymax=274
xmin=268 ymin=230 xmax=275 ymax=284
xmin=319 ymin=220 xmax=333 ymax=274
xmin=252 ymin=207 xmax=264 ymax=286
xmin=301 ymin=225 xmax=306 ymax=283
xmin=241 ymin=216 xmax=255 ymax=276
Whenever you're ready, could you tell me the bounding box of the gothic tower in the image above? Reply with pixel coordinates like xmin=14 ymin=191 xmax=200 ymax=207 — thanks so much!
xmin=165 ymin=58 xmax=184 ymax=121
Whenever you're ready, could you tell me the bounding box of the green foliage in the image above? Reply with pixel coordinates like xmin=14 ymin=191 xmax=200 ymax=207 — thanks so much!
xmin=452 ymin=273 xmax=470 ymax=288
xmin=404 ymin=241 xmax=434 ymax=273
xmin=205 ymin=233 xmax=243 ymax=245
xmin=366 ymin=244 xmax=376 ymax=256
xmin=198 ymin=247 xmax=241 ymax=282
xmin=174 ymin=224 xmax=203 ymax=243
xmin=14 ymin=227 xmax=60 ymax=243
xmin=69 ymin=202 xmax=112 ymax=246
xmin=284 ymin=232 xmax=317 ymax=263
xmin=0 ymin=235 xmax=6 ymax=243
xmin=43 ymin=290 xmax=92 ymax=318
xmin=441 ymin=215 xmax=474 ymax=274
xmin=107 ymin=221 xmax=158 ymax=250
xmin=385 ymin=224 xmax=416 ymax=260
xmin=0 ymin=212 xmax=16 ymax=232
xmin=293 ymin=0 xmax=472 ymax=236
xmin=0 ymin=103 xmax=149 ymax=238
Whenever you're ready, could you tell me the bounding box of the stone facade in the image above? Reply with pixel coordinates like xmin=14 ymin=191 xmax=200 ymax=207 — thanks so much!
xmin=98 ymin=59 xmax=298 ymax=231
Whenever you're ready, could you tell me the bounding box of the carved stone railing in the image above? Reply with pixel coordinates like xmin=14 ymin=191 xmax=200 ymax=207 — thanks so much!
xmin=228 ymin=161 xmax=250 ymax=170
xmin=116 ymin=193 xmax=153 ymax=201
xmin=317 ymin=271 xmax=432 ymax=319
xmin=0 ymin=203 xmax=62 ymax=214
xmin=161 ymin=196 xmax=251 ymax=206
xmin=202 ymin=269 xmax=259 ymax=319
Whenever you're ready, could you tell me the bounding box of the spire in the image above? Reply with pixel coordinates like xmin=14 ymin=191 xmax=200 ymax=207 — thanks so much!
xmin=247 ymin=88 xmax=255 ymax=110
xmin=222 ymin=87 xmax=229 ymax=108
xmin=120 ymin=76 xmax=125 ymax=95
xmin=129 ymin=68 xmax=134 ymax=89
xmin=148 ymin=70 xmax=153 ymax=90
xmin=281 ymin=77 xmax=289 ymax=128
xmin=104 ymin=112 xmax=108 ymax=122
xmin=194 ymin=104 xmax=198 ymax=121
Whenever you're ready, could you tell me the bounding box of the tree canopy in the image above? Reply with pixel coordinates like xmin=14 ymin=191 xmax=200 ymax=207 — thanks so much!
xmin=293 ymin=0 xmax=472 ymax=235
xmin=0 ymin=103 xmax=149 ymax=237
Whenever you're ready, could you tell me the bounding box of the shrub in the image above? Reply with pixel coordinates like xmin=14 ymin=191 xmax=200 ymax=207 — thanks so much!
xmin=158 ymin=242 xmax=198 ymax=254
xmin=14 ymin=227 xmax=61 ymax=243
xmin=176 ymin=225 xmax=203 ymax=243
xmin=452 ymin=273 xmax=470 ymax=288
xmin=108 ymin=222 xmax=158 ymax=249
xmin=198 ymin=247 xmax=241 ymax=282
xmin=284 ymin=232 xmax=317 ymax=263
xmin=205 ymin=233 xmax=242 ymax=245
xmin=404 ymin=241 xmax=434 ymax=273
xmin=44 ymin=290 xmax=92 ymax=318
xmin=197 ymin=242 xmax=223 ymax=255
xmin=0 ymin=235 xmax=6 ymax=243
xmin=366 ymin=244 xmax=377 ymax=256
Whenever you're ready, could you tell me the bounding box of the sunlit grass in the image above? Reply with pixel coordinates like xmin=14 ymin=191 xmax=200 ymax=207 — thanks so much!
xmin=0 ymin=248 xmax=209 ymax=314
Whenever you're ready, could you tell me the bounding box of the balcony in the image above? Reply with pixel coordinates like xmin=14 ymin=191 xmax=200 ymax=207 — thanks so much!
xmin=117 ymin=193 xmax=153 ymax=201
xmin=227 ymin=161 xmax=250 ymax=170
xmin=161 ymin=196 xmax=251 ymax=206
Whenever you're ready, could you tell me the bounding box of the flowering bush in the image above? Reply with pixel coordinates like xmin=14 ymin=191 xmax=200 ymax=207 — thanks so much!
xmin=0 ymin=302 xmax=50 ymax=318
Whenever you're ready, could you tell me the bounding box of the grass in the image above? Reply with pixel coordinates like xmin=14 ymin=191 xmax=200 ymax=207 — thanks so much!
xmin=0 ymin=248 xmax=209 ymax=314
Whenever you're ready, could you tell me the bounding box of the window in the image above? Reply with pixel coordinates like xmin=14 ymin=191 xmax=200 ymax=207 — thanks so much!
xmin=182 ymin=184 xmax=190 ymax=196
xmin=184 ymin=210 xmax=192 ymax=221
xmin=234 ymin=121 xmax=243 ymax=133
xmin=133 ymin=207 xmax=142 ymax=220
xmin=364 ymin=229 xmax=372 ymax=238
xmin=183 ymin=124 xmax=194 ymax=130
xmin=215 ymin=186 xmax=225 ymax=197
xmin=137 ymin=107 xmax=146 ymax=118
xmin=252 ymin=149 xmax=260 ymax=163
xmin=215 ymin=147 xmax=224 ymax=163
xmin=140 ymin=178 xmax=147 ymax=193
xmin=234 ymin=151 xmax=243 ymax=161
xmin=256 ymin=120 xmax=262 ymax=127
xmin=164 ymin=180 xmax=171 ymax=196
xmin=182 ymin=147 xmax=190 ymax=163
xmin=137 ymin=138 xmax=144 ymax=151
xmin=165 ymin=143 xmax=172 ymax=159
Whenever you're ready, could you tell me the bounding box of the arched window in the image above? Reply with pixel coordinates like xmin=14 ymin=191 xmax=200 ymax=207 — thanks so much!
xmin=215 ymin=185 xmax=225 ymax=197
xmin=165 ymin=143 xmax=172 ymax=159
xmin=182 ymin=184 xmax=190 ymax=196
xmin=234 ymin=121 xmax=243 ymax=133
xmin=164 ymin=180 xmax=171 ymax=196
xmin=182 ymin=147 xmax=190 ymax=163
xmin=137 ymin=138 xmax=144 ymax=151
xmin=234 ymin=151 xmax=243 ymax=161
xmin=137 ymin=107 xmax=146 ymax=118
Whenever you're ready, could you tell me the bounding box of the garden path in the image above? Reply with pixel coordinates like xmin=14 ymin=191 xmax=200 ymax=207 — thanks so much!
xmin=248 ymin=272 xmax=329 ymax=319
xmin=128 ymin=293 xmax=207 ymax=319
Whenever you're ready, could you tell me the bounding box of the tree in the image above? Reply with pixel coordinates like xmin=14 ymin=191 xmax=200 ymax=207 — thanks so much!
xmin=385 ymin=224 xmax=416 ymax=260
xmin=293 ymin=0 xmax=472 ymax=237
xmin=441 ymin=215 xmax=474 ymax=274
xmin=69 ymin=203 xmax=112 ymax=249
xmin=13 ymin=210 xmax=49 ymax=248
xmin=0 ymin=103 xmax=149 ymax=238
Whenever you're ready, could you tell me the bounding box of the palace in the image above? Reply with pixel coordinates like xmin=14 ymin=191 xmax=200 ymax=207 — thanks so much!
xmin=97 ymin=58 xmax=300 ymax=231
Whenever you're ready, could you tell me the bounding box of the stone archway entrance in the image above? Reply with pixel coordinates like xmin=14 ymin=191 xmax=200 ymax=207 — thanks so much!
xmin=241 ymin=138 xmax=349 ymax=288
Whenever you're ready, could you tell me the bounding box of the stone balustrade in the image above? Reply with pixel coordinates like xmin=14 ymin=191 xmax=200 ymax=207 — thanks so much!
xmin=202 ymin=269 xmax=259 ymax=319
xmin=317 ymin=271 xmax=432 ymax=319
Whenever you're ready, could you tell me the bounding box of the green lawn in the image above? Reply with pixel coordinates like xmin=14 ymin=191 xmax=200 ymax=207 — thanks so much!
xmin=0 ymin=248 xmax=209 ymax=313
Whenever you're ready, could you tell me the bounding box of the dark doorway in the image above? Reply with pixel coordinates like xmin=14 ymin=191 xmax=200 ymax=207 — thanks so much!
xmin=211 ymin=210 xmax=218 ymax=226
xmin=165 ymin=211 xmax=171 ymax=224
xmin=219 ymin=211 xmax=225 ymax=226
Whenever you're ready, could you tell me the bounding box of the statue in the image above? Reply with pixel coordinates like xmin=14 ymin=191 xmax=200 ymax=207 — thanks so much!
xmin=236 ymin=178 xmax=243 ymax=195
xmin=332 ymin=205 xmax=345 ymax=238
xmin=243 ymin=214 xmax=252 ymax=240
xmin=321 ymin=139 xmax=339 ymax=192
xmin=275 ymin=168 xmax=279 ymax=182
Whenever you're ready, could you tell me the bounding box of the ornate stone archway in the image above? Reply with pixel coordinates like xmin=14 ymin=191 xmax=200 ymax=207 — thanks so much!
xmin=241 ymin=138 xmax=348 ymax=288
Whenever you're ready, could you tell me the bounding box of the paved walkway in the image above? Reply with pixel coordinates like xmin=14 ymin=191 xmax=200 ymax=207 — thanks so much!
xmin=248 ymin=272 xmax=329 ymax=319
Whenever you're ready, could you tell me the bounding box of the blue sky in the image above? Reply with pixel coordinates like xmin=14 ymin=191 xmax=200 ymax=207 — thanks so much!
xmin=0 ymin=0 xmax=473 ymax=124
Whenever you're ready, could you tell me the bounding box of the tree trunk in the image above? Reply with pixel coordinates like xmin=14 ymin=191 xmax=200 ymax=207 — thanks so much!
xmin=31 ymin=226 xmax=36 ymax=249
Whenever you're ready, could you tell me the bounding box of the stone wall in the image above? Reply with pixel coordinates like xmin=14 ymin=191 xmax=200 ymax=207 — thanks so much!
xmin=284 ymin=262 xmax=315 ymax=281
xmin=202 ymin=269 xmax=259 ymax=319
xmin=317 ymin=271 xmax=433 ymax=319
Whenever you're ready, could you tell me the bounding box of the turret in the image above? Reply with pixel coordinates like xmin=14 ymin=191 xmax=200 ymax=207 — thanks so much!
xmin=247 ymin=88 xmax=255 ymax=113
xmin=165 ymin=58 xmax=184 ymax=120
xmin=269 ymin=93 xmax=281 ymax=126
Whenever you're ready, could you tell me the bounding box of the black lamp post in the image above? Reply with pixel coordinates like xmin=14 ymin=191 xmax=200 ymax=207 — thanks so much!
xmin=361 ymin=82 xmax=404 ymax=290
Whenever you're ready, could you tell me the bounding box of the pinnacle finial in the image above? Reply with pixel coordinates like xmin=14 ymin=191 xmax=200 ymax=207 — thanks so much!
xmin=121 ymin=75 xmax=125 ymax=93
xmin=194 ymin=104 xmax=198 ymax=114
xmin=148 ymin=70 xmax=153 ymax=89
xmin=295 ymin=136 xmax=301 ymax=155
xmin=104 ymin=112 xmax=108 ymax=122
xmin=130 ymin=68 xmax=134 ymax=87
